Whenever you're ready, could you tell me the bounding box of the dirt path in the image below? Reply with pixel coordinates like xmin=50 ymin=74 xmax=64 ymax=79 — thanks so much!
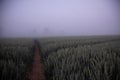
xmin=28 ymin=45 xmax=46 ymax=80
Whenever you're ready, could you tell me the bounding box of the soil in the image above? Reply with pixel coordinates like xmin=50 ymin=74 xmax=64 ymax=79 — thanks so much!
xmin=28 ymin=45 xmax=46 ymax=80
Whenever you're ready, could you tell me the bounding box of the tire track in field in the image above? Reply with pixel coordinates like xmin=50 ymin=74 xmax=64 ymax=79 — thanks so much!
xmin=28 ymin=40 xmax=46 ymax=80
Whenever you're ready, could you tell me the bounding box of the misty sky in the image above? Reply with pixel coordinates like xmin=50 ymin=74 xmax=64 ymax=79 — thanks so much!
xmin=1 ymin=0 xmax=120 ymax=37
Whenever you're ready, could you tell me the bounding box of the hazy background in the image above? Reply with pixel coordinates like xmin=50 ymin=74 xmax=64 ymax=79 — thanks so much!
xmin=1 ymin=0 xmax=120 ymax=37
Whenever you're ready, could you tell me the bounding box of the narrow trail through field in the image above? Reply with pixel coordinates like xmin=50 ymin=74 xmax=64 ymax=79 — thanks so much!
xmin=28 ymin=41 xmax=46 ymax=80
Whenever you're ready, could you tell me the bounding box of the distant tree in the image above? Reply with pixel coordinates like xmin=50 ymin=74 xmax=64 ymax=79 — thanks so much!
xmin=43 ymin=27 xmax=52 ymax=36
xmin=44 ymin=27 xmax=49 ymax=33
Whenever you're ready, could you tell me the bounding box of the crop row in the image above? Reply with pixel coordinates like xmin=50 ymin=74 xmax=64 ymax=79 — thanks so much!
xmin=39 ymin=37 xmax=120 ymax=59
xmin=0 ymin=39 xmax=34 ymax=80
xmin=39 ymin=37 xmax=120 ymax=80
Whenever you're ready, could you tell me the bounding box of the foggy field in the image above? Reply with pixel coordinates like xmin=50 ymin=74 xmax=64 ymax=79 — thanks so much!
xmin=0 ymin=36 xmax=120 ymax=80
xmin=1 ymin=0 xmax=120 ymax=80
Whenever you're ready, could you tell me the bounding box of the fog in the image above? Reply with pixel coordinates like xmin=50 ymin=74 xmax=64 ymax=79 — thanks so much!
xmin=1 ymin=0 xmax=120 ymax=37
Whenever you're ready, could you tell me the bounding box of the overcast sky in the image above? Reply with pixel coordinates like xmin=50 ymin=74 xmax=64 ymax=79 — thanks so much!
xmin=1 ymin=0 xmax=120 ymax=37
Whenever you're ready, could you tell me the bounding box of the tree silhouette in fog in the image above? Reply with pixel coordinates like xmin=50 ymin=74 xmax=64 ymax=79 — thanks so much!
xmin=43 ymin=27 xmax=52 ymax=36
